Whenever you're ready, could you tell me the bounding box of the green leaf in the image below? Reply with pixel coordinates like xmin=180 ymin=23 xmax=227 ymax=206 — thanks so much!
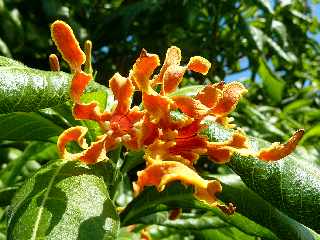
xmin=8 ymin=160 xmax=120 ymax=240
xmin=120 ymin=183 xmax=278 ymax=240
xmin=257 ymin=58 xmax=285 ymax=102
xmin=203 ymin=120 xmax=320 ymax=232
xmin=283 ymin=99 xmax=313 ymax=113
xmin=0 ymin=37 xmax=11 ymax=57
xmin=0 ymin=56 xmax=108 ymax=114
xmin=205 ymin=174 xmax=319 ymax=240
xmin=301 ymin=124 xmax=320 ymax=144
xmin=139 ymin=212 xmax=228 ymax=230
xmin=0 ymin=58 xmax=71 ymax=113
xmin=194 ymin=227 xmax=257 ymax=240
xmin=0 ymin=112 xmax=63 ymax=141
xmin=0 ymin=142 xmax=45 ymax=186
xmin=0 ymin=56 xmax=25 ymax=67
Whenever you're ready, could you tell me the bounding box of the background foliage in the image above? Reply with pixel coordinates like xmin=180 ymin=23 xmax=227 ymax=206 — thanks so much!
xmin=0 ymin=0 xmax=320 ymax=239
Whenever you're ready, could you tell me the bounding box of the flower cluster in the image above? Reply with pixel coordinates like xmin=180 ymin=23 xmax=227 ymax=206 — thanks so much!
xmin=51 ymin=20 xmax=303 ymax=213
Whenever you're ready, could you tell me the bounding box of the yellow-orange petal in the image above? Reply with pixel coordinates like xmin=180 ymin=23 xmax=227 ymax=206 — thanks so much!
xmin=57 ymin=127 xmax=111 ymax=164
xmin=207 ymin=131 xmax=249 ymax=164
xmin=152 ymin=46 xmax=181 ymax=86
xmin=187 ymin=56 xmax=211 ymax=75
xmin=144 ymin=139 xmax=176 ymax=163
xmin=78 ymin=135 xmax=109 ymax=164
xmin=258 ymin=129 xmax=304 ymax=161
xmin=70 ymin=71 xmax=92 ymax=102
xmin=51 ymin=20 xmax=85 ymax=70
xmin=196 ymin=83 xmax=223 ymax=108
xmin=73 ymin=102 xmax=107 ymax=122
xmin=172 ymin=95 xmax=210 ymax=119
xmin=129 ymin=49 xmax=160 ymax=93
xmin=162 ymin=65 xmax=187 ymax=95
xmin=133 ymin=161 xmax=222 ymax=206
xmin=143 ymin=93 xmax=172 ymax=127
xmin=212 ymin=82 xmax=247 ymax=117
xmin=109 ymin=73 xmax=134 ymax=115
xmin=57 ymin=126 xmax=88 ymax=159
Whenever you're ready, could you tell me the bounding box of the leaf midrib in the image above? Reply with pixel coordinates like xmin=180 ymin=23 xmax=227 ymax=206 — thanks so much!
xmin=30 ymin=162 xmax=64 ymax=240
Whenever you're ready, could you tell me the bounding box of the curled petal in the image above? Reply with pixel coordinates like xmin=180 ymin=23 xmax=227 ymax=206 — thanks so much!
xmin=109 ymin=73 xmax=134 ymax=115
xmin=51 ymin=20 xmax=85 ymax=70
xmin=187 ymin=56 xmax=211 ymax=75
xmin=207 ymin=131 xmax=249 ymax=163
xmin=73 ymin=102 xmax=108 ymax=122
xmin=143 ymin=93 xmax=172 ymax=127
xmin=57 ymin=126 xmax=88 ymax=159
xmin=162 ymin=65 xmax=187 ymax=95
xmin=57 ymin=127 xmax=111 ymax=164
xmin=130 ymin=49 xmax=160 ymax=93
xmin=144 ymin=139 xmax=176 ymax=163
xmin=152 ymin=46 xmax=181 ymax=86
xmin=70 ymin=71 xmax=92 ymax=102
xmin=196 ymin=83 xmax=223 ymax=108
xmin=212 ymin=82 xmax=247 ymax=117
xmin=258 ymin=129 xmax=304 ymax=161
xmin=78 ymin=135 xmax=109 ymax=164
xmin=133 ymin=161 xmax=222 ymax=206
xmin=172 ymin=96 xmax=210 ymax=119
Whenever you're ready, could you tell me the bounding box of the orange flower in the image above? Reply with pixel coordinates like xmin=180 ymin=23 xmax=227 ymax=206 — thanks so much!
xmin=133 ymin=161 xmax=222 ymax=205
xmin=51 ymin=20 xmax=303 ymax=214
xmin=51 ymin=21 xmax=146 ymax=163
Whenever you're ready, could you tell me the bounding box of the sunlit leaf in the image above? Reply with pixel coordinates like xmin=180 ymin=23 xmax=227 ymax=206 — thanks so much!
xmin=8 ymin=160 xmax=119 ymax=240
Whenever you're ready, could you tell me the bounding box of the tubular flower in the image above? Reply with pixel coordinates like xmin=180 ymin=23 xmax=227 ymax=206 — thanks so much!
xmin=52 ymin=20 xmax=304 ymax=213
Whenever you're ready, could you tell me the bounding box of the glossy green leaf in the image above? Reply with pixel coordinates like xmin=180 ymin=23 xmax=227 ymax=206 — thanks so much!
xmin=205 ymin=174 xmax=320 ymax=240
xmin=8 ymin=160 xmax=120 ymax=240
xmin=0 ymin=112 xmax=63 ymax=141
xmin=120 ymin=183 xmax=278 ymax=240
xmin=0 ymin=58 xmax=71 ymax=113
xmin=203 ymin=120 xmax=320 ymax=232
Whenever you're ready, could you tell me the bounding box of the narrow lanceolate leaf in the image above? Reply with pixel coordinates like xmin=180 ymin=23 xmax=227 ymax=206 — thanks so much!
xmin=120 ymin=183 xmax=278 ymax=240
xmin=257 ymin=57 xmax=285 ymax=103
xmin=8 ymin=160 xmax=120 ymax=240
xmin=0 ymin=112 xmax=63 ymax=141
xmin=203 ymin=120 xmax=320 ymax=232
